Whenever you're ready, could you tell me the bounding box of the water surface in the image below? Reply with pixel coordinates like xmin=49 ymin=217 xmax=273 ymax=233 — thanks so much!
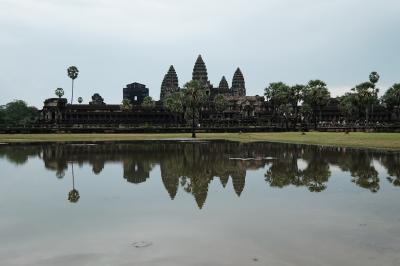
xmin=0 ymin=141 xmax=399 ymax=266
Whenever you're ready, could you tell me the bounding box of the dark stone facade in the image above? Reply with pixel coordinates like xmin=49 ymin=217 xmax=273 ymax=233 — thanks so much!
xmin=123 ymin=82 xmax=149 ymax=105
xmin=39 ymin=97 xmax=182 ymax=126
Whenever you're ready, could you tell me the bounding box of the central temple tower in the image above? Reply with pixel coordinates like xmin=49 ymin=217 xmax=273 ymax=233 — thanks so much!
xmin=231 ymin=68 xmax=246 ymax=96
xmin=192 ymin=55 xmax=208 ymax=84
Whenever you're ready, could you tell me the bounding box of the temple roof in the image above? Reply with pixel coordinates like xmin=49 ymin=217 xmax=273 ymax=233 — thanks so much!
xmin=192 ymin=55 xmax=208 ymax=84
xmin=232 ymin=68 xmax=244 ymax=86
xmin=231 ymin=67 xmax=246 ymax=96
xmin=160 ymin=65 xmax=179 ymax=100
xmin=219 ymin=76 xmax=229 ymax=91
xmin=161 ymin=65 xmax=178 ymax=89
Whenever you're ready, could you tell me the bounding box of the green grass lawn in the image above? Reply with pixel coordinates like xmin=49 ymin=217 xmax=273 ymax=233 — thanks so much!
xmin=1 ymin=132 xmax=400 ymax=150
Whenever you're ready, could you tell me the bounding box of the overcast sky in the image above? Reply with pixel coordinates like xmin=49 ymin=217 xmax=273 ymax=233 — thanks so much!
xmin=0 ymin=0 xmax=399 ymax=107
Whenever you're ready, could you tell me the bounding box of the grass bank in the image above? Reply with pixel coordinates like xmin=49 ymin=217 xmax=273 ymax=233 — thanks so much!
xmin=0 ymin=132 xmax=400 ymax=150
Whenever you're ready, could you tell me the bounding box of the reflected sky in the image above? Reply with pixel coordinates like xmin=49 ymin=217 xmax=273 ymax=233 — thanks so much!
xmin=0 ymin=142 xmax=400 ymax=266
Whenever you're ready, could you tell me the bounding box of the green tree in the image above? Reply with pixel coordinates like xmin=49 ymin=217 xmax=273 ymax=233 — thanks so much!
xmin=382 ymin=83 xmax=400 ymax=120
xmin=351 ymin=82 xmax=378 ymax=124
xmin=277 ymin=103 xmax=293 ymax=129
xmin=300 ymin=103 xmax=313 ymax=125
xmin=141 ymin=96 xmax=155 ymax=109
xmin=121 ymin=99 xmax=132 ymax=111
xmin=302 ymin=80 xmax=330 ymax=129
xmin=67 ymin=66 xmax=79 ymax=104
xmin=264 ymin=82 xmax=292 ymax=127
xmin=163 ymin=92 xmax=184 ymax=113
xmin=0 ymin=106 xmax=5 ymax=124
xmin=289 ymin=84 xmax=305 ymax=127
xmin=55 ymin=88 xmax=64 ymax=98
xmin=182 ymin=80 xmax=206 ymax=138
xmin=339 ymin=93 xmax=358 ymax=122
xmin=213 ymin=94 xmax=228 ymax=113
xmin=1 ymin=100 xmax=38 ymax=125
xmin=264 ymin=82 xmax=290 ymax=115
xmin=77 ymin=97 xmax=83 ymax=104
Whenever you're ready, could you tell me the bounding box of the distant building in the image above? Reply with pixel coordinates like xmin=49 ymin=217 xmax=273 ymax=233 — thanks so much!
xmin=123 ymin=82 xmax=149 ymax=105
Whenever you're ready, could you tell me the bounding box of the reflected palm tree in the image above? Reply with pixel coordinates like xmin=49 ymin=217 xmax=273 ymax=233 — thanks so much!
xmin=68 ymin=162 xmax=80 ymax=203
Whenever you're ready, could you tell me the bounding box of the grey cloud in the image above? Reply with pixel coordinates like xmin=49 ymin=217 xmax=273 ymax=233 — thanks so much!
xmin=0 ymin=0 xmax=399 ymax=107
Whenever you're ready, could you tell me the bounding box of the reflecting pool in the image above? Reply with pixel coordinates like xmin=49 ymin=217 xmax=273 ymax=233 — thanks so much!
xmin=0 ymin=141 xmax=400 ymax=266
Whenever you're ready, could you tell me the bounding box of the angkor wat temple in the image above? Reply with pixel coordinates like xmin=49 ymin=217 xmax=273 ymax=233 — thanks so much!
xmin=38 ymin=55 xmax=398 ymax=131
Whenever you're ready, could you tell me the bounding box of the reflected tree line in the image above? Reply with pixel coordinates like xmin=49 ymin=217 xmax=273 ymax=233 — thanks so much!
xmin=0 ymin=142 xmax=399 ymax=208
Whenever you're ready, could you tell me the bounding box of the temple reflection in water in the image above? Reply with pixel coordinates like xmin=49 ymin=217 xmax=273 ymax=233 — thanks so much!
xmin=0 ymin=142 xmax=399 ymax=208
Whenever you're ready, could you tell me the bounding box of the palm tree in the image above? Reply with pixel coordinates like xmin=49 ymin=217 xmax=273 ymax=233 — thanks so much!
xmin=369 ymin=71 xmax=380 ymax=84
xmin=55 ymin=88 xmax=64 ymax=98
xmin=67 ymin=66 xmax=79 ymax=104
xmin=368 ymin=72 xmax=380 ymax=121
xmin=183 ymin=80 xmax=206 ymax=138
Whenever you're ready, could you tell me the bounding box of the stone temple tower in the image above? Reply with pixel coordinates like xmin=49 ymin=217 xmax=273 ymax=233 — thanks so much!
xmin=192 ymin=55 xmax=208 ymax=84
xmin=218 ymin=76 xmax=229 ymax=91
xmin=231 ymin=68 xmax=246 ymax=96
xmin=160 ymin=65 xmax=179 ymax=100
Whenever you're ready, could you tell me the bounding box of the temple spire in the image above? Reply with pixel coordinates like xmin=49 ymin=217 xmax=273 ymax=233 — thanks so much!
xmin=231 ymin=67 xmax=246 ymax=96
xmin=218 ymin=76 xmax=229 ymax=91
xmin=160 ymin=65 xmax=179 ymax=100
xmin=192 ymin=55 xmax=208 ymax=84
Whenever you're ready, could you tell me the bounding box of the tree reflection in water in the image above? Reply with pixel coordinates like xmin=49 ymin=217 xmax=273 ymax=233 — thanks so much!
xmin=68 ymin=162 xmax=80 ymax=203
xmin=1 ymin=142 xmax=399 ymax=208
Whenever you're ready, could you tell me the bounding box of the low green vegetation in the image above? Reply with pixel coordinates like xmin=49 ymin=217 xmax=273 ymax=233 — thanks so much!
xmin=0 ymin=100 xmax=38 ymax=126
xmin=1 ymin=132 xmax=400 ymax=150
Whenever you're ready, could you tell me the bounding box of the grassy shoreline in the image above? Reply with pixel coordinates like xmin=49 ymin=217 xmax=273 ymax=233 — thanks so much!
xmin=1 ymin=132 xmax=400 ymax=150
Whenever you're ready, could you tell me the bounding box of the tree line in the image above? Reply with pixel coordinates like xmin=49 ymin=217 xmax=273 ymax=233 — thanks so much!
xmin=0 ymin=100 xmax=38 ymax=126
xmin=264 ymin=72 xmax=400 ymax=129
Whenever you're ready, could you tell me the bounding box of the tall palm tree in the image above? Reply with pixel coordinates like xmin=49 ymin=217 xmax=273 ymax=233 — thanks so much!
xmin=368 ymin=72 xmax=380 ymax=121
xmin=67 ymin=66 xmax=79 ymax=104
xmin=183 ymin=80 xmax=206 ymax=138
